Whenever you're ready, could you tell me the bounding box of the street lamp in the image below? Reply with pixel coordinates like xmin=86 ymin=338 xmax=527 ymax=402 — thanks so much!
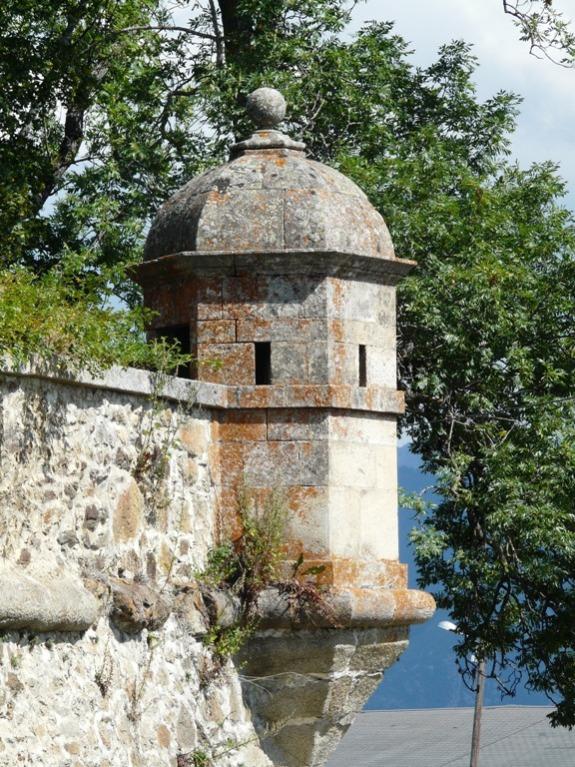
xmin=439 ymin=620 xmax=485 ymax=767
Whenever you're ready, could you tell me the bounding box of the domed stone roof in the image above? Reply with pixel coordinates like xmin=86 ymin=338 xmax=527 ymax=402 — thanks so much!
xmin=143 ymin=88 xmax=395 ymax=262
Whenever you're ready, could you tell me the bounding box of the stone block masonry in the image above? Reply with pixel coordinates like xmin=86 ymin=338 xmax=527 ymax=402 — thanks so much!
xmin=0 ymin=86 xmax=436 ymax=767
xmin=0 ymin=365 xmax=271 ymax=767
xmin=0 ymin=363 xmax=433 ymax=767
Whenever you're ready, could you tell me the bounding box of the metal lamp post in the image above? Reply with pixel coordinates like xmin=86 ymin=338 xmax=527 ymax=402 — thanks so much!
xmin=439 ymin=620 xmax=485 ymax=767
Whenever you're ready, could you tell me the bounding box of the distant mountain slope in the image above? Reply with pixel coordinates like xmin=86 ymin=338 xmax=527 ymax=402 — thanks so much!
xmin=365 ymin=446 xmax=548 ymax=710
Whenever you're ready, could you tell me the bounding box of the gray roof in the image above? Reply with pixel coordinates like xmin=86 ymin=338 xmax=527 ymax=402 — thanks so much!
xmin=143 ymin=150 xmax=395 ymax=261
xmin=326 ymin=707 xmax=575 ymax=767
xmin=144 ymin=89 xmax=395 ymax=263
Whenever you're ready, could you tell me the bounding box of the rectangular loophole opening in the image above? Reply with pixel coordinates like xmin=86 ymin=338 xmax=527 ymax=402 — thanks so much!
xmin=255 ymin=342 xmax=272 ymax=385
xmin=359 ymin=344 xmax=367 ymax=388
xmin=155 ymin=324 xmax=191 ymax=379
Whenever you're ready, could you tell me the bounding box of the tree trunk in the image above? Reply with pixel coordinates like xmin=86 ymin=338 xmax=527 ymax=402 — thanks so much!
xmin=217 ymin=0 xmax=251 ymax=64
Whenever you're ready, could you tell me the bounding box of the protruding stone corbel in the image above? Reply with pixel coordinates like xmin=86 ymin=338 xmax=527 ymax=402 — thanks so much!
xmin=0 ymin=567 xmax=99 ymax=633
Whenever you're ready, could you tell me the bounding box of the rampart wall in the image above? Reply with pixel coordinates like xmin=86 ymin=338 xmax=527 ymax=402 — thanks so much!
xmin=0 ymin=365 xmax=271 ymax=767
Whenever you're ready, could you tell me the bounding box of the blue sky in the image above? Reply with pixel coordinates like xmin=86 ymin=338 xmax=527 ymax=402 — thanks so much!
xmin=348 ymin=0 xmax=575 ymax=207
xmin=351 ymin=1 xmax=574 ymax=710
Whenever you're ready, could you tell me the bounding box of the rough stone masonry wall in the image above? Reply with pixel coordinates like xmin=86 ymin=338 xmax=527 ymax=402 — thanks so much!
xmin=0 ymin=369 xmax=271 ymax=767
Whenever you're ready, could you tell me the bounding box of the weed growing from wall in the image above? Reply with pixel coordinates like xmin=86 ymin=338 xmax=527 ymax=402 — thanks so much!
xmin=177 ymin=733 xmax=259 ymax=766
xmin=198 ymin=485 xmax=288 ymax=661
xmin=205 ymin=485 xmax=287 ymax=602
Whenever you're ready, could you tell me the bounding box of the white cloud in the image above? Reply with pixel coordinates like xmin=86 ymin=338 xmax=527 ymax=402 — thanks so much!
xmin=348 ymin=0 xmax=575 ymax=204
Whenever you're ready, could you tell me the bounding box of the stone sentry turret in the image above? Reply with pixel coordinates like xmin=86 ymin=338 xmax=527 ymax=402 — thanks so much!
xmin=137 ymin=88 xmax=434 ymax=767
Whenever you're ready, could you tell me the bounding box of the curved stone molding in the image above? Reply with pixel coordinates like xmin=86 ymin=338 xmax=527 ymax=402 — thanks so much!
xmin=254 ymin=586 xmax=435 ymax=631
xmin=0 ymin=569 xmax=99 ymax=632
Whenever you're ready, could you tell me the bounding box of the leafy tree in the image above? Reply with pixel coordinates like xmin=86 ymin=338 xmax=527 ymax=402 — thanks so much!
xmin=287 ymin=24 xmax=575 ymax=724
xmin=2 ymin=0 xmax=575 ymax=725
xmin=503 ymin=0 xmax=575 ymax=65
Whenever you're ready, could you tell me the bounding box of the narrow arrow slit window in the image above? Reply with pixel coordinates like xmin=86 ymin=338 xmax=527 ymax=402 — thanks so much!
xmin=359 ymin=345 xmax=367 ymax=387
xmin=255 ymin=342 xmax=272 ymax=385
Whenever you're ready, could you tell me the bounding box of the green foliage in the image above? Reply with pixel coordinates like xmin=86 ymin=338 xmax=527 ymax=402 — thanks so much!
xmin=284 ymin=21 xmax=575 ymax=725
xmin=234 ymin=485 xmax=287 ymax=594
xmin=0 ymin=264 xmax=188 ymax=373
xmin=503 ymin=0 xmax=575 ymax=66
xmin=179 ymin=735 xmax=256 ymax=767
xmin=202 ymin=486 xmax=287 ymax=598
xmin=3 ymin=0 xmax=575 ymax=726
xmin=201 ymin=543 xmax=239 ymax=589
xmin=203 ymin=622 xmax=256 ymax=660
xmin=200 ymin=486 xmax=287 ymax=658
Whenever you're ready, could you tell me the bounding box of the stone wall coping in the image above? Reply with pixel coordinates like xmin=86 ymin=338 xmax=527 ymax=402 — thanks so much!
xmin=0 ymin=357 xmax=227 ymax=407
xmin=227 ymin=384 xmax=406 ymax=414
xmin=134 ymin=249 xmax=416 ymax=286
xmin=0 ymin=360 xmax=405 ymax=414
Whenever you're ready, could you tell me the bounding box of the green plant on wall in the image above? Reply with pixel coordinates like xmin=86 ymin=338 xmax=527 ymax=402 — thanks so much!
xmin=199 ymin=485 xmax=287 ymax=660
xmin=178 ymin=733 xmax=260 ymax=766
xmin=0 ymin=264 xmax=191 ymax=374
xmin=203 ymin=485 xmax=288 ymax=603
xmin=199 ymin=484 xmax=337 ymax=660
xmin=203 ymin=623 xmax=256 ymax=662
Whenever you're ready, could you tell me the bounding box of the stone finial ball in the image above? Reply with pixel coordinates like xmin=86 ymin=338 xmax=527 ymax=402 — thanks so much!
xmin=246 ymin=87 xmax=287 ymax=129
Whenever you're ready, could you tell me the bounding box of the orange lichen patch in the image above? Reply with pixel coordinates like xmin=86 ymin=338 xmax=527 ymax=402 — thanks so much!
xmin=331 ymin=559 xmax=408 ymax=589
xmin=216 ymin=486 xmax=243 ymax=541
xmin=207 ymin=443 xmax=222 ymax=485
xmin=205 ymin=189 xmax=228 ymax=206
xmin=214 ymin=411 xmax=267 ymax=442
xmin=391 ymin=588 xmax=436 ymax=624
xmin=328 ymin=277 xmax=345 ymax=318
xmin=329 ymin=343 xmax=354 ymax=385
xmin=328 ymin=319 xmax=346 ymax=343
xmin=216 ymin=442 xmax=251 ymax=487
xmin=228 ymin=384 xmax=406 ymax=414
xmin=146 ymin=283 xmax=196 ymax=328
xmin=275 ymin=386 xmax=325 ymax=408
xmin=195 ymin=319 xmax=236 ymax=344
xmin=197 ymin=342 xmax=254 ymax=385
xmin=232 ymin=387 xmax=273 ymax=409
xmin=222 ymin=274 xmax=261 ymax=319
xmin=325 ymin=558 xmax=359 ymax=587
xmin=235 ymin=317 xmax=272 ymax=341
xmin=287 ymin=485 xmax=324 ymax=514
xmin=373 ymin=560 xmax=408 ymax=589
xmin=299 ymin=441 xmax=315 ymax=461
xmin=272 ymin=558 xmax=410 ymax=590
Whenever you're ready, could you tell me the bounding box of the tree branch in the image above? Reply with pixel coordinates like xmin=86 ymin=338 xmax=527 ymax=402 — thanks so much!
xmin=208 ymin=0 xmax=225 ymax=67
xmin=502 ymin=0 xmax=575 ymax=66
xmin=116 ymin=25 xmax=217 ymax=41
